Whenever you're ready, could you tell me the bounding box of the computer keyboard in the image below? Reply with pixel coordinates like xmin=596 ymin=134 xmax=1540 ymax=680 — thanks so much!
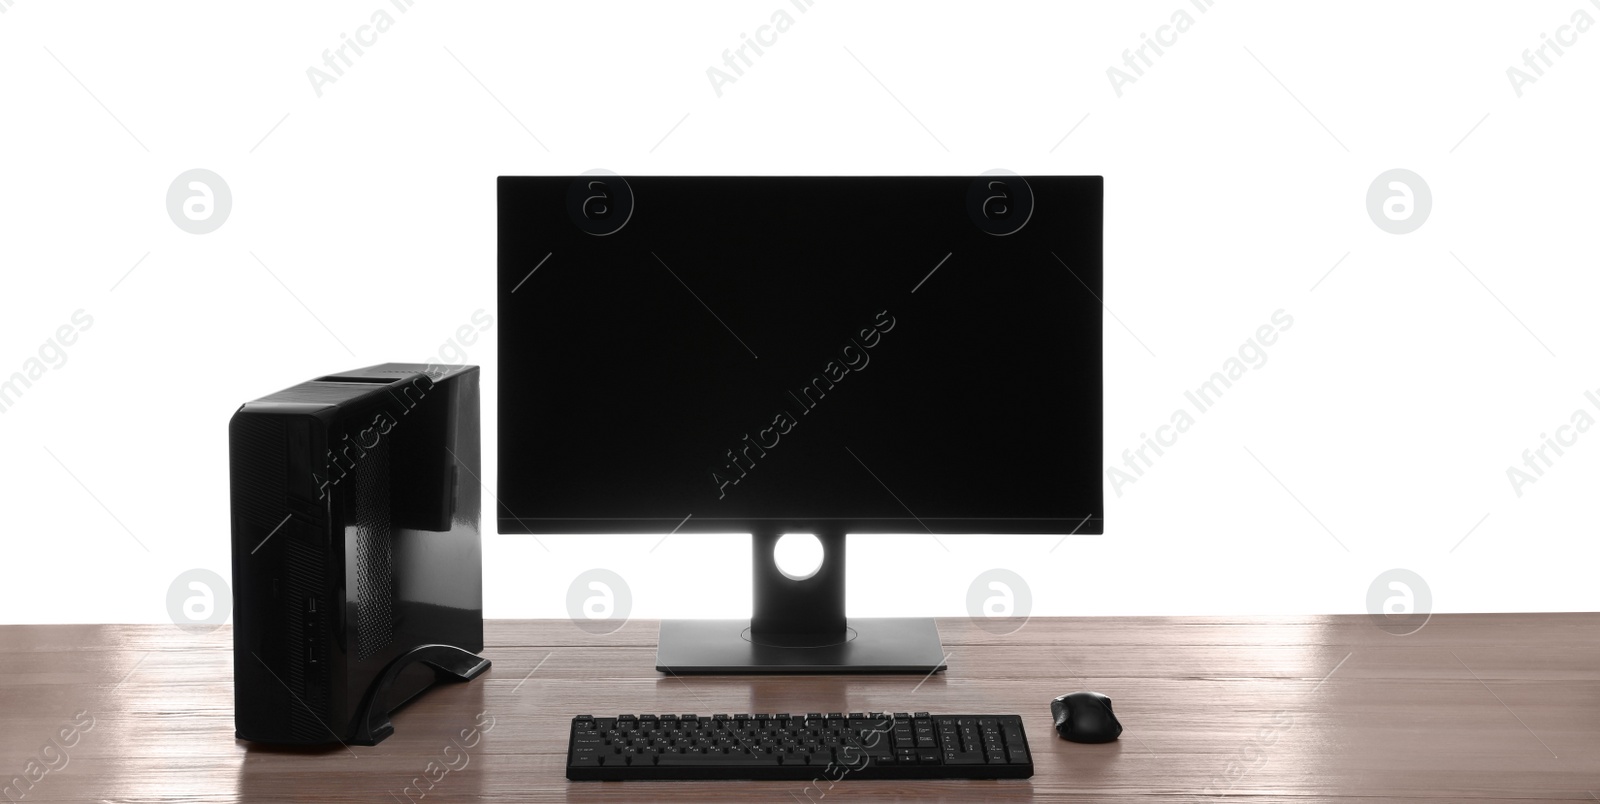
xmin=566 ymin=712 xmax=1033 ymax=781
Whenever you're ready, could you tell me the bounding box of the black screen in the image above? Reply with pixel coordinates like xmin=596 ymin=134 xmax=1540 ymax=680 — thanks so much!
xmin=497 ymin=176 xmax=1102 ymax=535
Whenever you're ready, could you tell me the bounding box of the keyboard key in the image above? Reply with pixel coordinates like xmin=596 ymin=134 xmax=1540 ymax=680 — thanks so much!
xmin=944 ymin=748 xmax=985 ymax=765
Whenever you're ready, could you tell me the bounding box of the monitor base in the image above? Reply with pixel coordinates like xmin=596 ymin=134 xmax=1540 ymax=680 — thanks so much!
xmin=655 ymin=617 xmax=947 ymax=674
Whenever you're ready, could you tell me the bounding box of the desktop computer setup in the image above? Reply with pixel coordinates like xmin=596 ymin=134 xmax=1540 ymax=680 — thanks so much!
xmin=229 ymin=175 xmax=1108 ymax=783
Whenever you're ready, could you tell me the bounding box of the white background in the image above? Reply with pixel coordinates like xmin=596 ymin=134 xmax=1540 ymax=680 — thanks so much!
xmin=2 ymin=1 xmax=1596 ymax=625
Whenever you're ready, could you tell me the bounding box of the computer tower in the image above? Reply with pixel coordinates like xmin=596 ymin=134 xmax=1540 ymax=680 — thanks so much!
xmin=229 ymin=363 xmax=489 ymax=746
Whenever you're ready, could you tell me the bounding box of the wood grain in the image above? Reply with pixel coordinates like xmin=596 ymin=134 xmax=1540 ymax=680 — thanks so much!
xmin=1 ymin=615 xmax=1595 ymax=801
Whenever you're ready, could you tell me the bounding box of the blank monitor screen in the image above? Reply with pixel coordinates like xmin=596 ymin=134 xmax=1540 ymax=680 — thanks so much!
xmin=497 ymin=175 xmax=1102 ymax=536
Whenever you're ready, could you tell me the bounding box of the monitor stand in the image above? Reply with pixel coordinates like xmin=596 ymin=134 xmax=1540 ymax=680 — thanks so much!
xmin=655 ymin=530 xmax=949 ymax=674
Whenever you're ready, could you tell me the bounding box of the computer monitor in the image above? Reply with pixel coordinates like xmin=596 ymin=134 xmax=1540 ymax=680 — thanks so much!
xmin=497 ymin=175 xmax=1102 ymax=673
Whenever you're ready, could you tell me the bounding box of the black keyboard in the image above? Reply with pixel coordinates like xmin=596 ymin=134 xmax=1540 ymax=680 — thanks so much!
xmin=567 ymin=712 xmax=1033 ymax=781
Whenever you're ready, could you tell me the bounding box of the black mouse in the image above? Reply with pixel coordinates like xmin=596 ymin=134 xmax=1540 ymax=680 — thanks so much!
xmin=1051 ymin=691 xmax=1122 ymax=743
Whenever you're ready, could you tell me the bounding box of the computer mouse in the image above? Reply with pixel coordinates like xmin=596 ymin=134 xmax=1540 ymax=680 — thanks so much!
xmin=1051 ymin=691 xmax=1122 ymax=743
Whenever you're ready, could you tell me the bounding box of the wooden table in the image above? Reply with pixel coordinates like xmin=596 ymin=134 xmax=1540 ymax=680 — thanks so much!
xmin=2 ymin=614 xmax=1596 ymax=801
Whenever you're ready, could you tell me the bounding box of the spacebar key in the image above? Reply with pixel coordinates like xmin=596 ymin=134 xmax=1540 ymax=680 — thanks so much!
xmin=657 ymin=753 xmax=781 ymax=767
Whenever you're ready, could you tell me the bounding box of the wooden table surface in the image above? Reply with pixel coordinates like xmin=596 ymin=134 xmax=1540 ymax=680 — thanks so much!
xmin=2 ymin=614 xmax=1597 ymax=802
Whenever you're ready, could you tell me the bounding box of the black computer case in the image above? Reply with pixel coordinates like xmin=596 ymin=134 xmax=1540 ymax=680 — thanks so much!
xmin=229 ymin=363 xmax=488 ymax=745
